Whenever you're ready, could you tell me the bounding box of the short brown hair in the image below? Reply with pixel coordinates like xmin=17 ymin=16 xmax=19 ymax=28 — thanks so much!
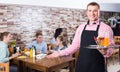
xmin=87 ymin=2 xmax=100 ymax=9
xmin=0 ymin=32 xmax=10 ymax=41
xmin=35 ymin=32 xmax=42 ymax=37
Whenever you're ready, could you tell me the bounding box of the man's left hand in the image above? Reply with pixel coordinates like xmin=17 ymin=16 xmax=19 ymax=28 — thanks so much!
xmin=98 ymin=48 xmax=107 ymax=55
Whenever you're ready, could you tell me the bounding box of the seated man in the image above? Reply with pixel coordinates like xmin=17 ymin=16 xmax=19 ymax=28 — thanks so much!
xmin=26 ymin=32 xmax=47 ymax=54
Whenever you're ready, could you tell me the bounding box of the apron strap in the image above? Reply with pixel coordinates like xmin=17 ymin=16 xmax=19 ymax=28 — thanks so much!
xmin=84 ymin=20 xmax=101 ymax=31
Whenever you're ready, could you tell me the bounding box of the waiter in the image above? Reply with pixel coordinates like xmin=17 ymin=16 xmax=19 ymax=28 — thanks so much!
xmin=47 ymin=2 xmax=114 ymax=72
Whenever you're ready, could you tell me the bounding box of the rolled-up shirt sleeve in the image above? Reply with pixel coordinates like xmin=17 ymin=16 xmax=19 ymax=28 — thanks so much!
xmin=59 ymin=24 xmax=85 ymax=56
xmin=105 ymin=28 xmax=114 ymax=58
xmin=0 ymin=45 xmax=9 ymax=63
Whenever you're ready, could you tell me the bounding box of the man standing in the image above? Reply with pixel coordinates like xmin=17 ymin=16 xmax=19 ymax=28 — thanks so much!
xmin=47 ymin=2 xmax=114 ymax=72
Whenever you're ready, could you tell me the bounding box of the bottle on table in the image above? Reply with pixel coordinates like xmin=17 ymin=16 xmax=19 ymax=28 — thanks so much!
xmin=30 ymin=48 xmax=33 ymax=58
xmin=30 ymin=45 xmax=36 ymax=58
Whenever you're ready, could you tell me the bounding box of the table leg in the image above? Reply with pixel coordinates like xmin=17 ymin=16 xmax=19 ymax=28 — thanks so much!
xmin=44 ymin=69 xmax=51 ymax=72
xmin=18 ymin=60 xmax=25 ymax=72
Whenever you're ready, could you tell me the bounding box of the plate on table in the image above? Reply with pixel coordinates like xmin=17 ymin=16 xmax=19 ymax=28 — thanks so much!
xmin=35 ymin=54 xmax=47 ymax=59
xmin=18 ymin=55 xmax=27 ymax=58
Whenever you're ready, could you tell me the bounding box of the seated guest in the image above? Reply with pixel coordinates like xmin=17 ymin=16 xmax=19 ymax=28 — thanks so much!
xmin=0 ymin=32 xmax=20 ymax=72
xmin=26 ymin=32 xmax=47 ymax=54
xmin=0 ymin=32 xmax=19 ymax=63
xmin=51 ymin=28 xmax=63 ymax=44
xmin=50 ymin=28 xmax=64 ymax=49
xmin=53 ymin=35 xmax=67 ymax=51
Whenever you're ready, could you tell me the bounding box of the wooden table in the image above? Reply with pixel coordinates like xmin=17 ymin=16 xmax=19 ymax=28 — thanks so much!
xmin=14 ymin=56 xmax=75 ymax=72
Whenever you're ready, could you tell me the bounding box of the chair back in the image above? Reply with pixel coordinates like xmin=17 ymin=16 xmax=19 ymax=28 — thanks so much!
xmin=114 ymin=36 xmax=120 ymax=44
xmin=0 ymin=62 xmax=9 ymax=72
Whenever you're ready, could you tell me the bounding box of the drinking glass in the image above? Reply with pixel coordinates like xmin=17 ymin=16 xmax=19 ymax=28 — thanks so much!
xmin=103 ymin=32 xmax=109 ymax=47
xmin=97 ymin=37 xmax=104 ymax=47
xmin=97 ymin=31 xmax=109 ymax=47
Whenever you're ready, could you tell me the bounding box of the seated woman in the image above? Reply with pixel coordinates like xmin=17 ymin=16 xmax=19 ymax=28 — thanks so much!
xmin=26 ymin=32 xmax=47 ymax=54
xmin=50 ymin=28 xmax=63 ymax=49
xmin=53 ymin=35 xmax=67 ymax=51
xmin=0 ymin=32 xmax=20 ymax=72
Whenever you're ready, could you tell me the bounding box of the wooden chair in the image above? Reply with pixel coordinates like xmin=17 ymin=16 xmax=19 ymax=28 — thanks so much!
xmin=114 ymin=36 xmax=120 ymax=64
xmin=0 ymin=62 xmax=9 ymax=72
xmin=108 ymin=36 xmax=120 ymax=65
xmin=73 ymin=50 xmax=79 ymax=58
xmin=72 ymin=48 xmax=80 ymax=69
xmin=114 ymin=36 xmax=120 ymax=45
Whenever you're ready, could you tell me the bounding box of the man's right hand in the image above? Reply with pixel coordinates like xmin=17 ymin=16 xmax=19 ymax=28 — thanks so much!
xmin=98 ymin=48 xmax=107 ymax=55
xmin=46 ymin=50 xmax=60 ymax=58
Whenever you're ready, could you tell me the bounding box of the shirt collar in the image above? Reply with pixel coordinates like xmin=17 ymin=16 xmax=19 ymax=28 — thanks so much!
xmin=94 ymin=19 xmax=100 ymax=25
xmin=87 ymin=19 xmax=100 ymax=25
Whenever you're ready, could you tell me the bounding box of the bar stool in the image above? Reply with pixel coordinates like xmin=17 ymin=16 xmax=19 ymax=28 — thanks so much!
xmin=114 ymin=36 xmax=120 ymax=64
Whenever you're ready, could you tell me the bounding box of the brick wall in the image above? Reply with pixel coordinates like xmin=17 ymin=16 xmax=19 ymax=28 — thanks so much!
xmin=0 ymin=4 xmax=117 ymax=47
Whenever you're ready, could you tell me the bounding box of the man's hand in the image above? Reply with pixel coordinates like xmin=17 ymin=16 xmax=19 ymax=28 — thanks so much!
xmin=46 ymin=50 xmax=60 ymax=58
xmin=98 ymin=48 xmax=107 ymax=55
xmin=12 ymin=53 xmax=21 ymax=58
